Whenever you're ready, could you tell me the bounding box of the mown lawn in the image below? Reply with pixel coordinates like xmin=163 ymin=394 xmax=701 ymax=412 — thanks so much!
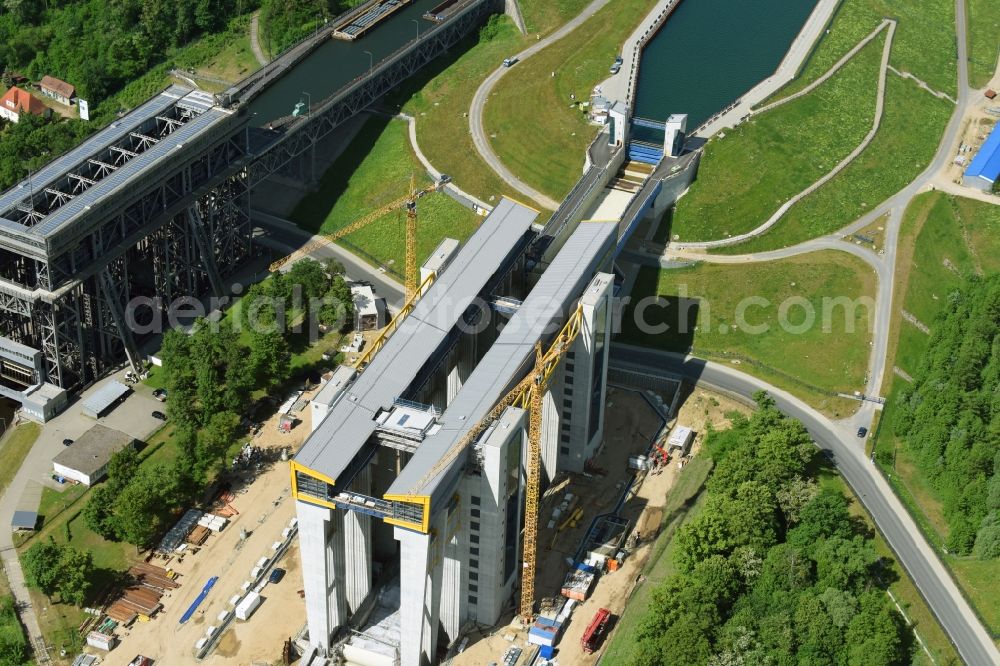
xmin=601 ymin=456 xmax=712 ymax=665
xmin=670 ymin=33 xmax=883 ymax=242
xmin=966 ymin=0 xmax=1000 ymax=89
xmin=289 ymin=116 xmax=480 ymax=275
xmin=775 ymin=0 xmax=957 ymax=99
xmin=518 ymin=0 xmax=594 ymax=36
xmin=393 ymin=18 xmax=523 ymax=205
xmin=0 ymin=422 xmax=39 ymax=498
xmin=483 ymin=0 xmax=655 ymax=202
xmin=873 ymin=191 xmax=1000 ymax=637
xmin=619 ymin=251 xmax=875 ymax=417
xmin=679 ymin=0 xmax=956 ymax=250
xmin=715 ymin=74 xmax=953 ymax=253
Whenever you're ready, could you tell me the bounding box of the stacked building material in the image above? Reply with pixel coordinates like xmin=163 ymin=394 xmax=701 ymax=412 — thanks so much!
xmin=119 ymin=586 xmax=163 ymax=617
xmin=198 ymin=513 xmax=228 ymax=532
xmin=129 ymin=563 xmax=180 ymax=590
xmin=560 ymin=562 xmax=597 ymax=601
xmin=105 ymin=602 xmax=138 ymax=625
xmin=187 ymin=525 xmax=211 ymax=545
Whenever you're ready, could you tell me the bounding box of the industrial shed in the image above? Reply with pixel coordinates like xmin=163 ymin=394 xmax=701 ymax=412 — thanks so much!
xmin=52 ymin=425 xmax=135 ymax=485
xmin=963 ymin=123 xmax=1000 ymax=191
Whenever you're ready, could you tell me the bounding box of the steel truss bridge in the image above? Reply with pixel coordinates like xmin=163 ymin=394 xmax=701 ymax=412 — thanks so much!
xmin=0 ymin=0 xmax=497 ymax=395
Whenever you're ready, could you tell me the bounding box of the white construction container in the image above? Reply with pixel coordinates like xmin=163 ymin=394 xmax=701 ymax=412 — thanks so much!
xmin=235 ymin=591 xmax=262 ymax=621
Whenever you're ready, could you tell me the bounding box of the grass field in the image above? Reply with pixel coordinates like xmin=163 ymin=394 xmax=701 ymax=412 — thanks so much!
xmin=670 ymin=33 xmax=883 ymax=242
xmin=674 ymin=0 xmax=956 ymax=250
xmin=601 ymin=455 xmax=713 ymax=665
xmin=483 ymin=0 xmax=655 ymax=202
xmin=0 ymin=422 xmax=39 ymax=498
xmin=775 ymin=0 xmax=957 ymax=99
xmin=714 ymin=74 xmax=953 ymax=253
xmin=619 ymin=251 xmax=875 ymax=417
xmin=518 ymin=0 xmax=594 ymax=36
xmin=290 ymin=116 xmax=480 ymax=275
xmin=966 ymin=0 xmax=1000 ymax=89
xmin=392 ymin=19 xmax=523 ymax=205
xmin=872 ymin=191 xmax=1000 ymax=637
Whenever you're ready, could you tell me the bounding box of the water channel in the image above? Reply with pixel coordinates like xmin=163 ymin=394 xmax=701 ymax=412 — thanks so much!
xmin=249 ymin=0 xmax=449 ymax=124
xmin=634 ymin=0 xmax=820 ymax=127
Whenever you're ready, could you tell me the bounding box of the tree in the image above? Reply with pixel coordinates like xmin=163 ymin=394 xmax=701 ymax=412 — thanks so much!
xmin=113 ymin=469 xmax=168 ymax=548
xmin=54 ymin=548 xmax=93 ymax=606
xmin=973 ymin=512 xmax=1000 ymax=559
xmin=0 ymin=596 xmax=27 ymax=666
xmin=248 ymin=330 xmax=290 ymax=393
xmin=22 ymin=538 xmax=62 ymax=597
xmin=197 ymin=411 xmax=241 ymax=476
xmin=22 ymin=539 xmax=93 ymax=605
xmin=319 ymin=274 xmax=354 ymax=331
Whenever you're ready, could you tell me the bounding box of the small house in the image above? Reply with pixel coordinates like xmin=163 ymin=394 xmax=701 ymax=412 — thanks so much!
xmin=0 ymin=86 xmax=47 ymax=124
xmin=39 ymin=75 xmax=75 ymax=105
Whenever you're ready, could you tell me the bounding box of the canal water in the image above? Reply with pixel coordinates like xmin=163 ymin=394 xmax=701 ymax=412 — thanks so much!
xmin=249 ymin=0 xmax=449 ymax=124
xmin=634 ymin=0 xmax=819 ymax=127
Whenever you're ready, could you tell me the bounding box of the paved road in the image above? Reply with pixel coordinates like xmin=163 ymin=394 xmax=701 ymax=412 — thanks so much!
xmin=0 ymin=370 xmax=167 ymax=663
xmin=610 ymin=344 xmax=1000 ymax=666
xmin=468 ymin=0 xmax=611 ymax=211
xmin=252 ymin=212 xmax=406 ymax=309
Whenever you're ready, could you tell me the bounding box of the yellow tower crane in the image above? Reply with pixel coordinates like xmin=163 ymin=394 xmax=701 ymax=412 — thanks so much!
xmin=405 ymin=305 xmax=584 ymax=623
xmin=268 ymin=175 xmax=436 ymax=300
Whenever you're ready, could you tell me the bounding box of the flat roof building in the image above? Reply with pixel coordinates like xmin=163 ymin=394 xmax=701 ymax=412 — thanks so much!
xmin=52 ymin=424 xmax=135 ymax=485
xmin=351 ymin=284 xmax=387 ymax=331
xmin=964 ymin=123 xmax=1000 ymax=191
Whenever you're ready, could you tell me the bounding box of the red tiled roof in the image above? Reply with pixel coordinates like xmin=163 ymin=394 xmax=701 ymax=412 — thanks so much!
xmin=39 ymin=75 xmax=75 ymax=99
xmin=1 ymin=87 xmax=47 ymax=117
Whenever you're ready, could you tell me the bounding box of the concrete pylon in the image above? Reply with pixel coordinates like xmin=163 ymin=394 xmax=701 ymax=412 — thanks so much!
xmin=297 ymin=501 xmax=348 ymax=652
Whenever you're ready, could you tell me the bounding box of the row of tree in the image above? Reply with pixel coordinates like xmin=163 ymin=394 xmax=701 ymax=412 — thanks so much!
xmin=631 ymin=395 xmax=908 ymax=665
xmin=889 ymin=274 xmax=1000 ymax=557
xmin=75 ymin=258 xmax=354 ymax=551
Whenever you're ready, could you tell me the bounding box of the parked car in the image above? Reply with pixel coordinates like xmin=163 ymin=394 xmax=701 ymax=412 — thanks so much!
xmin=152 ymin=388 xmax=167 ymax=402
xmin=857 ymin=427 xmax=868 ymax=438
xmin=502 ymin=57 xmax=517 ymax=68
xmin=610 ymin=55 xmax=624 ymax=74
xmin=614 ymin=55 xmax=624 ymax=66
xmin=62 ymin=438 xmax=73 ymax=446
xmin=128 ymin=656 xmax=154 ymax=666
xmin=151 ymin=411 xmax=167 ymax=421
xmin=609 ymin=63 xmax=621 ymax=74
xmin=268 ymin=568 xmax=286 ymax=584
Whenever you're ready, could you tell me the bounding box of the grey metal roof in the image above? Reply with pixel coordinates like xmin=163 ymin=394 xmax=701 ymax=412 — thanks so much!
xmin=32 ymin=107 xmax=232 ymax=239
xmin=387 ymin=221 xmax=617 ymax=503
xmin=0 ymin=86 xmax=189 ymax=215
xmin=52 ymin=424 xmax=133 ymax=477
xmin=294 ymin=198 xmax=537 ymax=480
xmin=80 ymin=380 xmax=130 ymax=417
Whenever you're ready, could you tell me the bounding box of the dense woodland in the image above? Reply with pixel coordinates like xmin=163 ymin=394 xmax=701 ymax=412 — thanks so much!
xmin=890 ymin=275 xmax=1000 ymax=557
xmin=632 ymin=396 xmax=908 ymax=665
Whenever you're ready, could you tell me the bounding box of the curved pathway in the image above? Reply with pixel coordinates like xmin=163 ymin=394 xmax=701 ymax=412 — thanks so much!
xmin=469 ymin=0 xmax=612 ymax=211
xmin=674 ymin=20 xmax=896 ymax=251
xmin=250 ymin=11 xmax=268 ymax=66
xmin=754 ymin=20 xmax=891 ymax=115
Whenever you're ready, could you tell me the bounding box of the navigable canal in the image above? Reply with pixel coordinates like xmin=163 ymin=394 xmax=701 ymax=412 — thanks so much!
xmin=249 ymin=0 xmax=448 ymax=124
xmin=634 ymin=0 xmax=820 ymax=127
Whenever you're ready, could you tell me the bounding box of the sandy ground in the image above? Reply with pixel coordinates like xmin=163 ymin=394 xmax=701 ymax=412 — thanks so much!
xmin=453 ymin=384 xmax=750 ymax=665
xmin=92 ymin=384 xmax=324 ymax=666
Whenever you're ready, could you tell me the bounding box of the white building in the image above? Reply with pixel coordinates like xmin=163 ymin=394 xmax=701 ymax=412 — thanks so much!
xmin=52 ymin=425 xmax=135 ymax=485
xmin=291 ymin=199 xmax=616 ymax=666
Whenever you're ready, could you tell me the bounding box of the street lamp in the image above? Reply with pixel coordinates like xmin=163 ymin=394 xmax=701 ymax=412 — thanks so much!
xmin=411 ymin=19 xmax=420 ymax=39
xmin=302 ymin=91 xmax=311 ymax=117
xmin=363 ymin=50 xmax=373 ymax=77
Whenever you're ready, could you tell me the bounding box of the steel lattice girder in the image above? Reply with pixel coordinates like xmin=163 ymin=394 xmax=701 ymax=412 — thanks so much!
xmin=248 ymin=0 xmax=493 ymax=185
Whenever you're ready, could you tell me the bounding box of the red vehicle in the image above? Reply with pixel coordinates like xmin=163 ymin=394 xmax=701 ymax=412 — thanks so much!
xmin=581 ymin=607 xmax=612 ymax=654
